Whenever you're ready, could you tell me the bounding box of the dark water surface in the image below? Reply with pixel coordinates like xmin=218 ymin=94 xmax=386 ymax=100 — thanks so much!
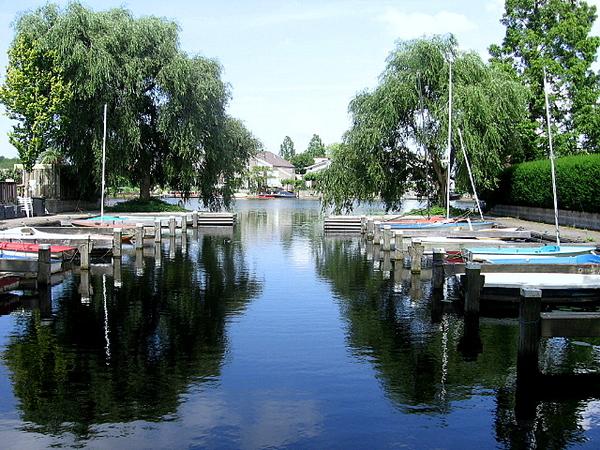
xmin=2 ymin=199 xmax=600 ymax=449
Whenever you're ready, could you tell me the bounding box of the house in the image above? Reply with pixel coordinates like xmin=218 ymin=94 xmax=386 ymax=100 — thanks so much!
xmin=304 ymin=157 xmax=331 ymax=174
xmin=248 ymin=151 xmax=296 ymax=188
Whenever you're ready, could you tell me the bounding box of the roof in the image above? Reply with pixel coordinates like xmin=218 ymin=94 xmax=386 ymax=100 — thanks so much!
xmin=256 ymin=151 xmax=295 ymax=169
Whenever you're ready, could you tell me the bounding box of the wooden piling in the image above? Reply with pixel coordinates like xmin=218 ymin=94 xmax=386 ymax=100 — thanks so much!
xmin=135 ymin=223 xmax=144 ymax=249
xmin=366 ymin=219 xmax=374 ymax=240
xmin=360 ymin=215 xmax=367 ymax=234
xmin=192 ymin=210 xmax=198 ymax=228
xmin=37 ymin=244 xmax=52 ymax=285
xmin=432 ymin=248 xmax=446 ymax=290
xmin=382 ymin=225 xmax=392 ymax=251
xmin=409 ymin=240 xmax=424 ymax=273
xmin=181 ymin=214 xmax=188 ymax=233
xmin=113 ymin=228 xmax=122 ymax=258
xmin=79 ymin=239 xmax=91 ymax=271
xmin=393 ymin=231 xmax=403 ymax=259
xmin=518 ymin=288 xmax=542 ymax=370
xmin=373 ymin=221 xmax=382 ymax=245
xmin=463 ymin=262 xmax=484 ymax=314
xmin=154 ymin=219 xmax=162 ymax=242
xmin=169 ymin=216 xmax=176 ymax=236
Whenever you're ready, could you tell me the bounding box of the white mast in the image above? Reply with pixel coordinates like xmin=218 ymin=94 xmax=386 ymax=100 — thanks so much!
xmin=543 ymin=68 xmax=560 ymax=246
xmin=446 ymin=61 xmax=453 ymax=219
xmin=101 ymin=104 xmax=107 ymax=226
xmin=457 ymin=128 xmax=484 ymax=221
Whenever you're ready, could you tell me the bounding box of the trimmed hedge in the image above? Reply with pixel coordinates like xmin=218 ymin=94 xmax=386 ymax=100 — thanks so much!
xmin=492 ymin=154 xmax=600 ymax=213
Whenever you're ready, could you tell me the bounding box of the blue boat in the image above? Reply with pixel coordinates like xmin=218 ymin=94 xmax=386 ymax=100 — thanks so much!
xmin=463 ymin=244 xmax=597 ymax=262
xmin=483 ymin=253 xmax=600 ymax=264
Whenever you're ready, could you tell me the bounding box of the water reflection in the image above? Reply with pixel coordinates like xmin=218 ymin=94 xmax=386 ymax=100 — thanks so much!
xmin=2 ymin=232 xmax=261 ymax=438
xmin=1 ymin=200 xmax=600 ymax=448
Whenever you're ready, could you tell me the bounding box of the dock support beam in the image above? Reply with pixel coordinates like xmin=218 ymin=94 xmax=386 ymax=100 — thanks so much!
xmin=135 ymin=223 xmax=144 ymax=249
xmin=79 ymin=240 xmax=91 ymax=271
xmin=463 ymin=262 xmax=484 ymax=315
xmin=169 ymin=216 xmax=176 ymax=236
xmin=192 ymin=210 xmax=199 ymax=228
xmin=382 ymin=225 xmax=392 ymax=251
xmin=154 ymin=219 xmax=162 ymax=242
xmin=432 ymin=248 xmax=445 ymax=290
xmin=409 ymin=240 xmax=423 ymax=273
xmin=37 ymin=244 xmax=52 ymax=286
xmin=113 ymin=228 xmax=122 ymax=258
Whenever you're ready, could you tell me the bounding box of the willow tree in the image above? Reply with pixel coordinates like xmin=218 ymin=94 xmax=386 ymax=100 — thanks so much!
xmin=490 ymin=0 xmax=600 ymax=160
xmin=319 ymin=35 xmax=529 ymax=213
xmin=1 ymin=3 xmax=260 ymax=207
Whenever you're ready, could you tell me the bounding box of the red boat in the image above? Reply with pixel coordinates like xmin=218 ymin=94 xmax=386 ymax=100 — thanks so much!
xmin=0 ymin=241 xmax=77 ymax=260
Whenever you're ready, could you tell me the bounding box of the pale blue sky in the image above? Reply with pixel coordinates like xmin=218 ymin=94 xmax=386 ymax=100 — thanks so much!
xmin=0 ymin=0 xmax=598 ymax=159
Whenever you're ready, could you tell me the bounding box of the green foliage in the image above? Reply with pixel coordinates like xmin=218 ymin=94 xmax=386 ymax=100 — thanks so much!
xmin=490 ymin=0 xmax=600 ymax=159
xmin=0 ymin=157 xmax=20 ymax=169
xmin=1 ymin=3 xmax=259 ymax=208
xmin=318 ymin=35 xmax=528 ymax=213
xmin=492 ymin=154 xmax=600 ymax=213
xmin=306 ymin=134 xmax=325 ymax=158
xmin=0 ymin=32 xmax=72 ymax=170
xmin=290 ymin=152 xmax=314 ymax=173
xmin=0 ymin=168 xmax=21 ymax=183
xmin=106 ymin=197 xmax=187 ymax=213
xmin=279 ymin=136 xmax=295 ymax=160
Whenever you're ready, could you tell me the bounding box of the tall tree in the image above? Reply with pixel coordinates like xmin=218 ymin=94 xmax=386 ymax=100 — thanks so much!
xmin=489 ymin=0 xmax=600 ymax=160
xmin=1 ymin=3 xmax=260 ymax=207
xmin=0 ymin=32 xmax=72 ymax=170
xmin=306 ymin=134 xmax=326 ymax=158
xmin=279 ymin=135 xmax=295 ymax=161
xmin=318 ymin=35 xmax=529 ymax=213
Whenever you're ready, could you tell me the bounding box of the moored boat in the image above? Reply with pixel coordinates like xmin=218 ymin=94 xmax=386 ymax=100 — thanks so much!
xmin=0 ymin=227 xmax=113 ymax=249
xmin=462 ymin=244 xmax=597 ymax=262
xmin=0 ymin=241 xmax=77 ymax=260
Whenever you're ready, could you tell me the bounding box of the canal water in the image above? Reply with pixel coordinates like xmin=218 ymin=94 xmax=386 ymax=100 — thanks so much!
xmin=1 ymin=199 xmax=600 ymax=449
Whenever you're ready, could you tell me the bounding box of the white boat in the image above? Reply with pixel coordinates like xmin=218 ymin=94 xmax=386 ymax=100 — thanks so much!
xmin=0 ymin=227 xmax=113 ymax=249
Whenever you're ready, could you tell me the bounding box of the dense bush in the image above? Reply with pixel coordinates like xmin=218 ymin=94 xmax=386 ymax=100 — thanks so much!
xmin=106 ymin=197 xmax=187 ymax=213
xmin=490 ymin=154 xmax=600 ymax=213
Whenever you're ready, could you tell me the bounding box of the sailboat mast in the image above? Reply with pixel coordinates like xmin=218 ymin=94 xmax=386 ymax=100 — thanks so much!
xmin=101 ymin=104 xmax=107 ymax=227
xmin=446 ymin=61 xmax=453 ymax=220
xmin=457 ymin=128 xmax=484 ymax=221
xmin=543 ymin=68 xmax=560 ymax=245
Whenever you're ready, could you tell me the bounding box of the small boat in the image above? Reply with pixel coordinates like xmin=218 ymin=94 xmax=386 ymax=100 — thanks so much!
xmin=0 ymin=227 xmax=113 ymax=249
xmin=0 ymin=241 xmax=77 ymax=260
xmin=482 ymin=253 xmax=600 ymax=265
xmin=383 ymin=218 xmax=496 ymax=230
xmin=463 ymin=244 xmax=597 ymax=262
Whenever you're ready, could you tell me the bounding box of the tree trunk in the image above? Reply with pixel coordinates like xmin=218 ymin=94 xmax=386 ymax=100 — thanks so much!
xmin=139 ymin=172 xmax=152 ymax=200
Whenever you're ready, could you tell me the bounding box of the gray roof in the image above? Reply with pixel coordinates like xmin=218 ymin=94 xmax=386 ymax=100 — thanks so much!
xmin=257 ymin=151 xmax=295 ymax=169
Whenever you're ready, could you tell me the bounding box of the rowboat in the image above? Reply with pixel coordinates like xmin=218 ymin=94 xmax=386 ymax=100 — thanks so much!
xmin=462 ymin=244 xmax=597 ymax=262
xmin=0 ymin=227 xmax=113 ymax=249
xmin=383 ymin=218 xmax=496 ymax=230
xmin=0 ymin=241 xmax=77 ymax=260
xmin=482 ymin=253 xmax=600 ymax=265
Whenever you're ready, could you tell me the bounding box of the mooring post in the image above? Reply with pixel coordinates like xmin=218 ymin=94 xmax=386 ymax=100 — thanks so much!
xmin=393 ymin=231 xmax=403 ymax=259
xmin=113 ymin=228 xmax=122 ymax=258
xmin=181 ymin=214 xmax=188 ymax=233
xmin=360 ymin=215 xmax=367 ymax=234
xmin=154 ymin=219 xmax=162 ymax=242
xmin=192 ymin=210 xmax=199 ymax=228
xmin=366 ymin=219 xmax=374 ymax=240
xmin=37 ymin=243 xmax=52 ymax=286
xmin=516 ymin=287 xmax=542 ymax=421
xmin=409 ymin=240 xmax=424 ymax=273
xmin=373 ymin=221 xmax=382 ymax=245
xmin=432 ymin=248 xmax=446 ymax=290
xmin=135 ymin=223 xmax=144 ymax=249
xmin=382 ymin=225 xmax=392 ymax=251
xmin=463 ymin=262 xmax=484 ymax=315
xmin=79 ymin=239 xmax=91 ymax=271
xmin=169 ymin=216 xmax=176 ymax=236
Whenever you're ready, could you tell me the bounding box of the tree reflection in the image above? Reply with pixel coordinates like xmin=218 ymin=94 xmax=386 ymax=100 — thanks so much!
xmin=3 ymin=233 xmax=261 ymax=438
